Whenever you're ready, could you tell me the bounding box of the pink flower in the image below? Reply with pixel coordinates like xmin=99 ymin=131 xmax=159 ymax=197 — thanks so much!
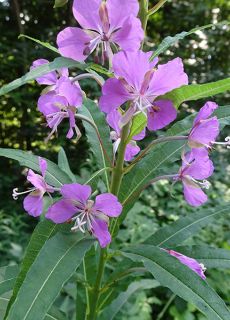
xmin=99 ymin=50 xmax=188 ymax=129
xmin=166 ymin=249 xmax=206 ymax=280
xmin=46 ymin=183 xmax=122 ymax=247
xmin=106 ymin=109 xmax=145 ymax=161
xmin=12 ymin=158 xmax=54 ymax=217
xmin=57 ymin=0 xmax=144 ymax=62
xmin=177 ymin=148 xmax=214 ymax=207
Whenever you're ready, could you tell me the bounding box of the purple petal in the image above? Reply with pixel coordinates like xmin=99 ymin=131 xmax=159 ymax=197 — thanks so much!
xmin=133 ymin=128 xmax=146 ymax=141
xmin=38 ymin=92 xmax=67 ymax=117
xmin=56 ymin=77 xmax=83 ymax=107
xmin=112 ymin=16 xmax=144 ymax=51
xmin=94 ymin=193 xmax=122 ymax=217
xmin=168 ymin=250 xmax=206 ymax=279
xmin=27 ymin=169 xmax=46 ymax=190
xmin=61 ymin=183 xmax=91 ymax=205
xmin=106 ymin=109 xmax=122 ymax=134
xmin=112 ymin=51 xmax=152 ymax=92
xmin=194 ymin=101 xmax=218 ymax=125
xmin=91 ymin=218 xmax=111 ymax=248
xmin=183 ymin=180 xmax=208 ymax=207
xmin=72 ymin=0 xmax=101 ymax=31
xmin=31 ymin=59 xmax=57 ymax=85
xmin=23 ymin=193 xmax=43 ymax=217
xmin=46 ymin=199 xmax=77 ymax=223
xmin=39 ymin=157 xmax=47 ymax=178
xmin=148 ymin=57 xmax=188 ymax=96
xmin=189 ymin=117 xmax=219 ymax=147
xmin=124 ymin=142 xmax=140 ymax=161
xmin=57 ymin=27 xmax=92 ymax=62
xmin=66 ymin=109 xmax=76 ymax=139
xmin=99 ymin=78 xmax=131 ymax=113
xmin=107 ymin=0 xmax=139 ymax=29
xmin=147 ymin=100 xmax=177 ymax=131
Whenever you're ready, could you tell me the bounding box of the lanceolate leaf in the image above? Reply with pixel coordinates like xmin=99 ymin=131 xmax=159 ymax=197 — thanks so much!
xmin=162 ymin=78 xmax=230 ymax=109
xmin=123 ymin=245 xmax=230 ymax=320
xmin=0 ymin=57 xmax=87 ymax=96
xmin=101 ymin=279 xmax=159 ymax=320
xmin=19 ymin=34 xmax=59 ymax=54
xmin=151 ymin=21 xmax=229 ymax=59
xmin=4 ymin=220 xmax=59 ymax=319
xmin=0 ymin=148 xmax=72 ymax=187
xmin=0 ymin=266 xmax=19 ymax=296
xmin=79 ymin=99 xmax=113 ymax=189
xmin=126 ymin=113 xmax=147 ymax=143
xmin=58 ymin=147 xmax=76 ymax=182
xmin=174 ymin=245 xmax=230 ymax=269
xmin=53 ymin=0 xmax=68 ymax=8
xmin=7 ymin=233 xmax=94 ymax=320
xmin=144 ymin=205 xmax=230 ymax=247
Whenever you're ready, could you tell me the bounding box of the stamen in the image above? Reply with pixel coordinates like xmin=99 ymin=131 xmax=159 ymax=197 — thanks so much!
xmin=190 ymin=178 xmax=211 ymax=189
xmin=12 ymin=187 xmax=36 ymax=200
xmin=212 ymin=136 xmax=230 ymax=149
xmin=200 ymin=263 xmax=207 ymax=272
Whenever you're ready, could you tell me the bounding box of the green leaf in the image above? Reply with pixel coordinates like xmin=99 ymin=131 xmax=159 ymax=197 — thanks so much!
xmin=163 ymin=78 xmax=230 ymax=109
xmin=19 ymin=35 xmax=59 ymax=54
xmin=87 ymin=63 xmax=113 ymax=77
xmin=4 ymin=220 xmax=59 ymax=319
xmin=144 ymin=205 xmax=230 ymax=247
xmin=151 ymin=21 xmax=229 ymax=59
xmin=58 ymin=147 xmax=76 ymax=182
xmin=123 ymin=245 xmax=230 ymax=320
xmin=126 ymin=113 xmax=147 ymax=143
xmin=0 ymin=266 xmax=19 ymax=296
xmin=0 ymin=57 xmax=87 ymax=96
xmin=78 ymin=99 xmax=113 ymax=189
xmin=7 ymin=233 xmax=94 ymax=320
xmin=101 ymin=279 xmax=159 ymax=320
xmin=0 ymin=148 xmax=72 ymax=187
xmin=174 ymin=245 xmax=230 ymax=269
xmin=53 ymin=0 xmax=68 ymax=8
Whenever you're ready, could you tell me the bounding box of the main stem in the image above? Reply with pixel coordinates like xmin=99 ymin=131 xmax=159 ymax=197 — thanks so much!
xmin=87 ymin=123 xmax=130 ymax=320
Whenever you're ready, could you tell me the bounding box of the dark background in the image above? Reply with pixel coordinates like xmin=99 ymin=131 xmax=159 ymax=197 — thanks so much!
xmin=0 ymin=1 xmax=229 ymax=319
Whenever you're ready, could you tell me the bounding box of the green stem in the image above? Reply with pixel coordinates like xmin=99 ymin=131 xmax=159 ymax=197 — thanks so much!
xmin=139 ymin=0 xmax=149 ymax=36
xmin=156 ymin=294 xmax=176 ymax=320
xmin=148 ymin=0 xmax=168 ymax=17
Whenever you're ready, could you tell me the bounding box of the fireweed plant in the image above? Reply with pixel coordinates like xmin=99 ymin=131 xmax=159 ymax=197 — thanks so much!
xmin=1 ymin=0 xmax=230 ymax=319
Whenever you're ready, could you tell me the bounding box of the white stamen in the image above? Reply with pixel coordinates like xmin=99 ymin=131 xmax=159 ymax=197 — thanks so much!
xmin=200 ymin=263 xmax=207 ymax=272
xmin=12 ymin=187 xmax=36 ymax=200
xmin=212 ymin=136 xmax=230 ymax=149
xmin=190 ymin=178 xmax=211 ymax=189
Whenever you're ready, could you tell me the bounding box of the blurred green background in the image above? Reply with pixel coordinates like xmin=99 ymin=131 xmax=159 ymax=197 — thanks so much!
xmin=0 ymin=0 xmax=229 ymax=319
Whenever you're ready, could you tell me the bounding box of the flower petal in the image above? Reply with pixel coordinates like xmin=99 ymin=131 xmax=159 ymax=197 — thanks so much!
xmin=27 ymin=169 xmax=46 ymax=190
xmin=189 ymin=117 xmax=219 ymax=147
xmin=168 ymin=250 xmax=206 ymax=279
xmin=183 ymin=150 xmax=214 ymax=180
xmin=91 ymin=218 xmax=111 ymax=248
xmin=38 ymin=92 xmax=67 ymax=116
xmin=111 ymin=16 xmax=144 ymax=51
xmin=57 ymin=27 xmax=92 ymax=62
xmin=94 ymin=193 xmax=122 ymax=217
xmin=112 ymin=51 xmax=152 ymax=92
xmin=194 ymin=101 xmax=218 ymax=125
xmin=133 ymin=128 xmax=146 ymax=141
xmin=148 ymin=57 xmax=188 ymax=96
xmin=124 ymin=142 xmax=140 ymax=161
xmin=106 ymin=109 xmax=122 ymax=134
xmin=39 ymin=157 xmax=47 ymax=178
xmin=73 ymin=0 xmax=102 ymax=31
xmin=46 ymin=199 xmax=77 ymax=223
xmin=23 ymin=193 xmax=43 ymax=217
xmin=99 ymin=78 xmax=131 ymax=113
xmin=61 ymin=183 xmax=91 ymax=205
xmin=147 ymin=100 xmax=177 ymax=131
xmin=31 ymin=59 xmax=57 ymax=85
xmin=183 ymin=181 xmax=208 ymax=207
xmin=107 ymin=0 xmax=139 ymax=29
xmin=56 ymin=77 xmax=83 ymax=107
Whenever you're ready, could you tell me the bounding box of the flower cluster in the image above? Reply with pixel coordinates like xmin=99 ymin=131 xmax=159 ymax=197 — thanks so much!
xmin=13 ymin=0 xmax=229 ymax=278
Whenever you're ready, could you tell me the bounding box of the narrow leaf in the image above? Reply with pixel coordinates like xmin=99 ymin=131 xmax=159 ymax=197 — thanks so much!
xmin=19 ymin=35 xmax=59 ymax=53
xmin=53 ymin=0 xmax=68 ymax=8
xmin=58 ymin=147 xmax=76 ymax=182
xmin=7 ymin=234 xmax=94 ymax=320
xmin=123 ymin=245 xmax=230 ymax=320
xmin=127 ymin=113 xmax=147 ymax=143
xmin=0 ymin=266 xmax=19 ymax=296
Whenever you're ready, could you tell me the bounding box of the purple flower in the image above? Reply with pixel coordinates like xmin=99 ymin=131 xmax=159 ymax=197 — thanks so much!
xmin=167 ymin=249 xmax=206 ymax=280
xmin=177 ymin=148 xmax=214 ymax=207
xmin=99 ymin=50 xmax=188 ymax=130
xmin=188 ymin=101 xmax=220 ymax=148
xmin=12 ymin=158 xmax=54 ymax=217
xmin=46 ymin=183 xmax=122 ymax=247
xmin=38 ymin=76 xmax=83 ymax=140
xmin=107 ymin=109 xmax=145 ymax=161
xmin=31 ymin=59 xmax=69 ymax=86
xmin=57 ymin=0 xmax=144 ymax=62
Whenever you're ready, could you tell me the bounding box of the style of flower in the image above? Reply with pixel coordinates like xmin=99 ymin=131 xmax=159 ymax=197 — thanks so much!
xmin=57 ymin=0 xmax=144 ymax=62
xmin=176 ymin=148 xmax=214 ymax=207
xmin=12 ymin=158 xmax=54 ymax=217
xmin=46 ymin=183 xmax=122 ymax=247
xmin=166 ymin=249 xmax=206 ymax=280
xmin=99 ymin=50 xmax=188 ymax=130
xmin=188 ymin=101 xmax=220 ymax=148
xmin=38 ymin=76 xmax=83 ymax=140
xmin=106 ymin=109 xmax=145 ymax=161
